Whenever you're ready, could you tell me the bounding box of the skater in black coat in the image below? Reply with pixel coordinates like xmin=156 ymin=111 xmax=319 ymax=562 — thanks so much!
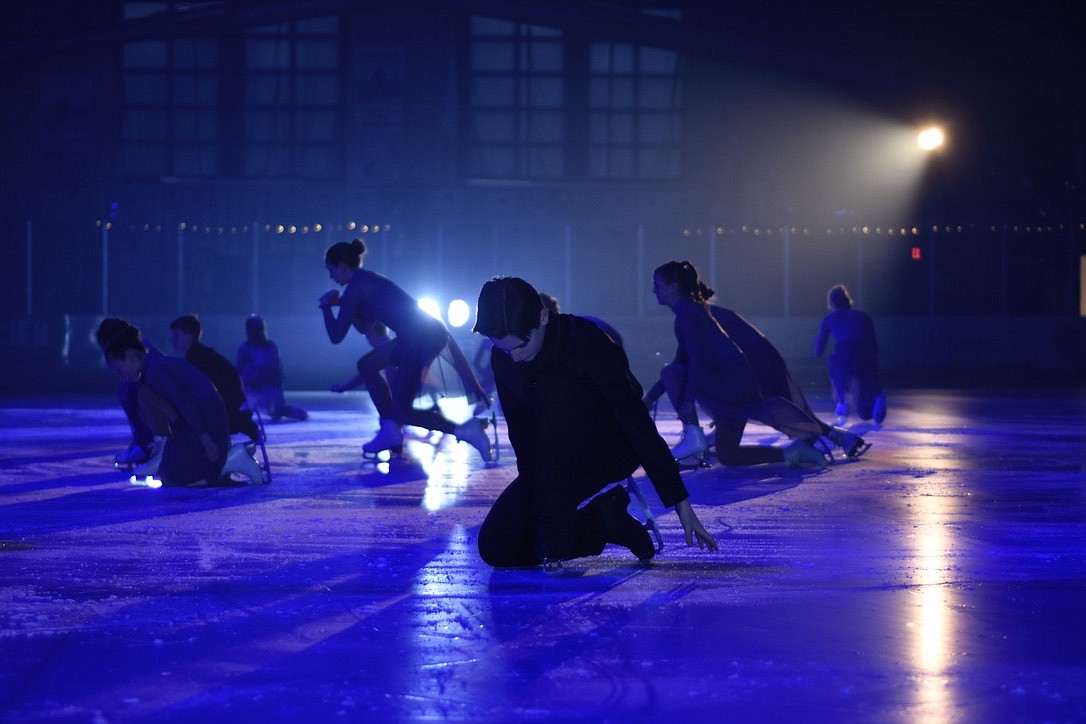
xmin=472 ymin=276 xmax=717 ymax=567
xmin=170 ymin=314 xmax=261 ymax=442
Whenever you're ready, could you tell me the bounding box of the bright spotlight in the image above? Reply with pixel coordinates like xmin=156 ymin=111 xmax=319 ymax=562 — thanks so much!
xmin=418 ymin=297 xmax=442 ymax=321
xmin=918 ymin=126 xmax=944 ymax=151
xmin=447 ymin=299 xmax=471 ymax=328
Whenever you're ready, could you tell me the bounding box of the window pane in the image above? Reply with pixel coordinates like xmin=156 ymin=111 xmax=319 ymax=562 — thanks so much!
xmin=527 ymin=111 xmax=562 ymax=144
xmin=640 ymin=79 xmax=679 ymax=109
xmin=124 ymin=109 xmax=167 ymax=140
xmin=247 ymin=75 xmax=290 ymax=105
xmin=527 ymin=42 xmax=562 ymax=72
xmin=297 ymin=15 xmax=338 ymax=34
xmin=528 ymin=147 xmax=562 ymax=177
xmin=472 ymin=16 xmax=514 ymax=36
xmin=124 ymin=41 xmax=168 ymax=68
xmin=174 ymin=39 xmax=217 ymax=68
xmin=296 ymin=40 xmax=338 ymax=70
xmin=125 ymin=74 xmax=168 ymax=104
xmin=474 ymin=111 xmax=515 ymax=143
xmin=523 ymin=77 xmax=563 ymax=107
xmin=639 ymin=47 xmax=677 ymax=73
xmin=296 ymin=75 xmax=338 ymax=104
xmin=247 ymin=39 xmax=291 ymax=69
xmin=638 ymin=113 xmax=679 ymax=143
xmin=472 ymin=77 xmax=515 ymax=106
xmin=294 ymin=110 xmax=337 ymax=141
xmin=472 ymin=41 xmax=514 ymax=71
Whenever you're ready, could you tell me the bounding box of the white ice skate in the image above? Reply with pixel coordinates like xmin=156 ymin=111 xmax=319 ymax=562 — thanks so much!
xmin=132 ymin=436 xmax=166 ymax=477
xmin=783 ymin=440 xmax=829 ymax=468
xmin=362 ymin=419 xmax=404 ymax=459
xmin=671 ymin=424 xmax=709 ymax=468
xmin=454 ymin=417 xmax=493 ymax=463
xmin=828 ymin=426 xmax=871 ymax=459
xmin=222 ymin=441 xmax=266 ymax=485
xmin=834 ymin=402 xmax=848 ymax=427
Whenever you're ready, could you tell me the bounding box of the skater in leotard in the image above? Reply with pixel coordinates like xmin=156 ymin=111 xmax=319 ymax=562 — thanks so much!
xmin=237 ymin=314 xmax=308 ymax=422
xmin=472 ymin=276 xmax=717 ymax=567
xmin=97 ymin=317 xmax=157 ymax=468
xmin=814 ymin=284 xmax=886 ymax=424
xmin=102 ymin=321 xmax=232 ymax=487
xmin=645 ymin=263 xmax=867 ymax=463
xmin=648 ymin=260 xmax=860 ymax=468
xmin=319 ymin=239 xmax=492 ymax=460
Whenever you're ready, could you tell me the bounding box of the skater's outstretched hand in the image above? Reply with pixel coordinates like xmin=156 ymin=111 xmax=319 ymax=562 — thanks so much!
xmin=674 ymin=499 xmax=718 ymax=551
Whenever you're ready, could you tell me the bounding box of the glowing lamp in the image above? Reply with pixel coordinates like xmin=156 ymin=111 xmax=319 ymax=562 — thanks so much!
xmin=447 ymin=299 xmax=471 ymax=328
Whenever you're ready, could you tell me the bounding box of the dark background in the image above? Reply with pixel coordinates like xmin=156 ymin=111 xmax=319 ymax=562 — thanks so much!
xmin=2 ymin=0 xmax=1083 ymax=390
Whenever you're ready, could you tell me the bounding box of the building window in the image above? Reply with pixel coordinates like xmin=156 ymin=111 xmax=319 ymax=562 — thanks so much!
xmin=588 ymin=42 xmax=683 ymax=179
xmin=467 ymin=17 xmax=564 ymax=180
xmin=121 ymin=3 xmax=219 ymax=177
xmin=244 ymin=16 xmax=342 ymax=178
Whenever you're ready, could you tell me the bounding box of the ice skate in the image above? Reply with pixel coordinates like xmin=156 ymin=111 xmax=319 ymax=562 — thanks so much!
xmin=783 ymin=440 xmax=829 ymax=468
xmin=362 ymin=419 xmax=403 ymax=459
xmin=671 ymin=424 xmax=709 ymax=468
xmin=873 ymin=393 xmax=887 ymax=425
xmin=594 ymin=484 xmax=655 ymax=561
xmin=132 ymin=436 xmax=166 ymax=477
xmin=828 ymin=426 xmax=871 ymax=459
xmin=114 ymin=442 xmax=152 ymax=469
xmin=222 ymin=441 xmax=265 ymax=485
xmin=454 ymin=417 xmax=493 ymax=463
xmin=625 ymin=477 xmax=664 ymax=555
xmin=834 ymin=402 xmax=848 ymax=426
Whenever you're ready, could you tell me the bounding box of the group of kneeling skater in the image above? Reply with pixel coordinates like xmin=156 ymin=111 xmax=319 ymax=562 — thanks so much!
xmin=101 ymin=237 xmax=885 ymax=567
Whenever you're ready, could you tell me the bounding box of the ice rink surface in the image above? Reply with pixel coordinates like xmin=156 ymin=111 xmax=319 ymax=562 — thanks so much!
xmin=2 ymin=388 xmax=1085 ymax=722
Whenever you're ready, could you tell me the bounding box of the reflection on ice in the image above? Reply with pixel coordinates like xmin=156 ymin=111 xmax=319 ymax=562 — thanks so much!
xmin=908 ymin=488 xmax=957 ymax=722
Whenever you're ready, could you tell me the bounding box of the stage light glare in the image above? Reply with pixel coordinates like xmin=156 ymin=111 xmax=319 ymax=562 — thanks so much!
xmin=918 ymin=126 xmax=944 ymax=151
xmin=418 ymin=297 xmax=442 ymax=321
xmin=447 ymin=299 xmax=471 ymax=328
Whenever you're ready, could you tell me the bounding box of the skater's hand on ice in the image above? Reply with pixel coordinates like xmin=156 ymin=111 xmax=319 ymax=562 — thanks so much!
xmin=198 ymin=433 xmax=219 ymax=462
xmin=675 ymin=499 xmax=718 ymax=552
xmin=319 ymin=290 xmax=341 ymax=308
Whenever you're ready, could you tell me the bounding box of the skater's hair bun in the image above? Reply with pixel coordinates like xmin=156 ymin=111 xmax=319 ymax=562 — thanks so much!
xmin=474 ymin=276 xmax=543 ymax=341
xmin=325 ymin=239 xmax=367 ymax=269
xmin=102 ymin=323 xmax=147 ymax=362
xmin=96 ymin=317 xmax=131 ymax=348
xmin=828 ymin=284 xmax=852 ymax=310
xmin=654 ymin=260 xmax=714 ymax=303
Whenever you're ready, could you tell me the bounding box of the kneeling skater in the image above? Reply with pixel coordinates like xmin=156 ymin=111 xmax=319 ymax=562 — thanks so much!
xmin=472 ymin=276 xmax=717 ymax=567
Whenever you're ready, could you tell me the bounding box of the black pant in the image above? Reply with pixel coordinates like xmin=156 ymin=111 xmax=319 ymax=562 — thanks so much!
xmin=478 ymin=367 xmax=639 ymax=567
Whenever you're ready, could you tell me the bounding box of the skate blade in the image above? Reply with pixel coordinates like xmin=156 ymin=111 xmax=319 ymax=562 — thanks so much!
xmin=362 ymin=447 xmax=402 ymax=462
xmin=675 ymin=453 xmax=710 ymax=470
xmin=625 ymin=478 xmax=664 ymax=554
xmin=847 ymin=441 xmax=872 ymax=459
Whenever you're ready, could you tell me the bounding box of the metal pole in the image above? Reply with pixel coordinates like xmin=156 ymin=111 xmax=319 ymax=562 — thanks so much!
xmin=177 ymin=222 xmax=185 ymax=313
xmin=26 ymin=220 xmax=32 ymax=316
xmin=102 ymin=222 xmax=109 ymax=315
xmin=564 ymin=224 xmax=572 ymax=310
xmin=999 ymin=225 xmax=1007 ymax=316
xmin=856 ymin=229 xmax=864 ymax=305
xmin=251 ymin=222 xmax=259 ymax=312
xmin=928 ymin=227 xmax=936 ymax=316
xmin=436 ymin=224 xmax=444 ymax=294
xmin=782 ymin=227 xmax=790 ymax=316
xmin=636 ymin=224 xmax=645 ymax=317
xmin=709 ymin=226 xmax=718 ymax=293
